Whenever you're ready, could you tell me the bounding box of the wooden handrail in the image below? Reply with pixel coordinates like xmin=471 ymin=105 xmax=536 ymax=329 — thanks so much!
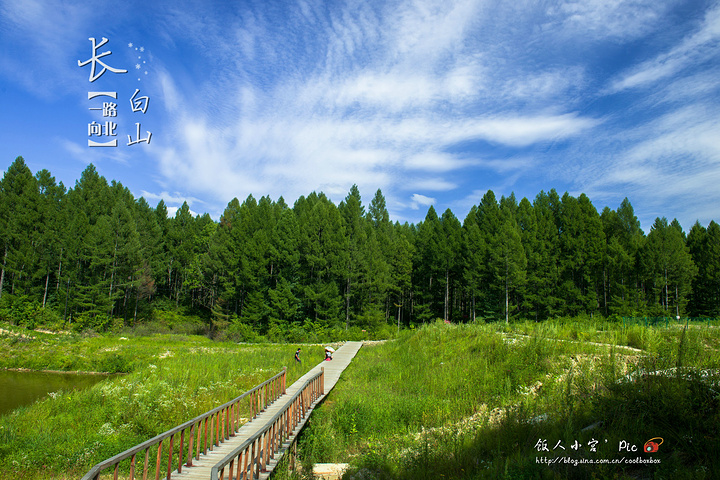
xmin=80 ymin=367 xmax=287 ymax=480
xmin=211 ymin=367 xmax=324 ymax=480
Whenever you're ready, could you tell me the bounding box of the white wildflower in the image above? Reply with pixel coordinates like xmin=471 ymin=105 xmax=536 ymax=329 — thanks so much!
xmin=98 ymin=423 xmax=116 ymax=436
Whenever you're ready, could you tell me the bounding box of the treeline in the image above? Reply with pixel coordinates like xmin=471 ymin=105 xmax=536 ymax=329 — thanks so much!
xmin=1 ymin=156 xmax=719 ymax=335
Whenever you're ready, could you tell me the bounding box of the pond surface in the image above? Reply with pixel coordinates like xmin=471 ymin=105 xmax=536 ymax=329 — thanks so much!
xmin=0 ymin=370 xmax=109 ymax=416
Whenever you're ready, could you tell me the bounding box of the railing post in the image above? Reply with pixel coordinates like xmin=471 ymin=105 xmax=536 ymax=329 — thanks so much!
xmin=275 ymin=419 xmax=280 ymax=455
xmin=143 ymin=447 xmax=150 ymax=480
xmin=166 ymin=433 xmax=174 ymax=480
xmin=286 ymin=407 xmax=290 ymax=437
xmin=236 ymin=450 xmax=243 ymax=480
xmin=129 ymin=453 xmax=136 ymax=480
xmin=282 ymin=366 xmax=287 ymax=394
xmin=196 ymin=420 xmax=202 ymax=460
xmin=250 ymin=438 xmax=257 ymax=479
xmin=260 ymin=432 xmax=267 ymax=473
xmin=224 ymin=407 xmax=228 ymax=440
xmin=265 ymin=428 xmax=271 ymax=468
xmin=155 ymin=439 xmax=163 ymax=480
xmin=242 ymin=447 xmax=249 ymax=480
xmin=270 ymin=422 xmax=276 ymax=460
xmin=187 ymin=423 xmax=195 ymax=467
xmin=233 ymin=402 xmax=238 ymax=435
xmin=179 ymin=430 xmax=184 ymax=473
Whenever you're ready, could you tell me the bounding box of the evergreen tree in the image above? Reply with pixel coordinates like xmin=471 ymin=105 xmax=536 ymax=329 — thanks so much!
xmin=600 ymin=198 xmax=644 ymax=315
xmin=522 ymin=190 xmax=562 ymax=320
xmin=413 ymin=206 xmax=442 ymax=322
xmin=438 ymin=209 xmax=462 ymax=322
xmin=0 ymin=157 xmax=40 ymax=299
xmin=474 ymin=191 xmax=502 ymax=317
xmin=366 ymin=189 xmax=393 ymax=322
xmin=640 ymin=218 xmax=697 ymax=316
xmin=687 ymin=221 xmax=720 ymax=317
xmin=130 ymin=197 xmax=162 ymax=323
xmin=339 ymin=185 xmax=368 ymax=328
xmin=489 ymin=196 xmax=526 ymax=323
xmin=296 ymin=193 xmax=346 ymax=325
xmin=34 ymin=169 xmax=65 ymax=308
xmin=462 ymin=206 xmax=486 ymax=322
xmin=387 ymin=221 xmax=414 ymax=329
xmin=557 ymin=193 xmax=605 ymax=315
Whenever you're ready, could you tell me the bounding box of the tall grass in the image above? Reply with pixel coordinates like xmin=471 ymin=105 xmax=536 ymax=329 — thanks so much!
xmin=297 ymin=320 xmax=720 ymax=479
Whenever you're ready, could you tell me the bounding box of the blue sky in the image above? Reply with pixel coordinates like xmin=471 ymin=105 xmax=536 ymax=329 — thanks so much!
xmin=1 ymin=0 xmax=719 ymax=230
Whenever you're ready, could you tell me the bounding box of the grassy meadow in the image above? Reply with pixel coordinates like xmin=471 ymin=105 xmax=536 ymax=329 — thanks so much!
xmin=293 ymin=320 xmax=720 ymax=480
xmin=1 ymin=318 xmax=719 ymax=480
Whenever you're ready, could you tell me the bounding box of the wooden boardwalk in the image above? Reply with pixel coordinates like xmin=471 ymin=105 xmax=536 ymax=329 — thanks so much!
xmin=170 ymin=341 xmax=362 ymax=480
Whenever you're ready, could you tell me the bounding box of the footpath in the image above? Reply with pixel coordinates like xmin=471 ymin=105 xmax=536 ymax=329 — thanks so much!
xmin=172 ymin=341 xmax=363 ymax=480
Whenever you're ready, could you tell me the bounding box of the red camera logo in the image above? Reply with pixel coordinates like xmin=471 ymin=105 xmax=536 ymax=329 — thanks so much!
xmin=643 ymin=437 xmax=663 ymax=453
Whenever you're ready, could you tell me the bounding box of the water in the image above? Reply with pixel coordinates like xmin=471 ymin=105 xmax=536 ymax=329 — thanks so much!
xmin=0 ymin=370 xmax=109 ymax=416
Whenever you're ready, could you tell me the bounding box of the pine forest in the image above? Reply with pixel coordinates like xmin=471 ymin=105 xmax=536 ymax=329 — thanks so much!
xmin=1 ymin=156 xmax=719 ymax=338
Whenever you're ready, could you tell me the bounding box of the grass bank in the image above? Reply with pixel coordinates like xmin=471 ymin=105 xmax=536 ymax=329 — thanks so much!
xmin=0 ymin=323 xmax=326 ymax=480
xmin=295 ymin=320 xmax=720 ymax=480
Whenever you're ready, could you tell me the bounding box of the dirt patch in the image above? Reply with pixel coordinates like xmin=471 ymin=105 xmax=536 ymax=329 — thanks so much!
xmin=501 ymin=332 xmax=644 ymax=353
xmin=0 ymin=328 xmax=35 ymax=339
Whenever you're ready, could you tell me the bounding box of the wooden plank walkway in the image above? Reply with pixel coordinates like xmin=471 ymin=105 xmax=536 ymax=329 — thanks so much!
xmin=171 ymin=341 xmax=363 ymax=480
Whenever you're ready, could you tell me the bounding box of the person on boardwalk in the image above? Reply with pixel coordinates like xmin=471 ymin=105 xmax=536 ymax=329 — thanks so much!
xmin=295 ymin=348 xmax=301 ymax=364
xmin=324 ymin=346 xmax=334 ymax=361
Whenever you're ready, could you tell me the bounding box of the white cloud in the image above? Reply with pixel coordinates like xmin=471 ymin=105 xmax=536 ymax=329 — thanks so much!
xmin=59 ymin=139 xmax=131 ymax=167
xmin=154 ymin=63 xmax=597 ymax=212
xmin=0 ymin=0 xmax=111 ymax=97
xmin=138 ymin=190 xmax=202 ymax=208
xmin=403 ymin=152 xmax=474 ymax=172
xmin=548 ymin=0 xmax=668 ymax=41
xmin=166 ymin=205 xmax=200 ymax=218
xmin=410 ymin=193 xmax=436 ymax=210
xmin=404 ymin=178 xmax=458 ymax=191
xmin=610 ymin=3 xmax=720 ymax=92
xmin=143 ymin=0 xmax=604 ymax=223
xmin=501 ymin=68 xmax=585 ymax=102
xmin=17 ymin=0 xmax=703 ymax=227
xmin=458 ymin=113 xmax=600 ymax=147
xmin=580 ymin=102 xmax=720 ymax=229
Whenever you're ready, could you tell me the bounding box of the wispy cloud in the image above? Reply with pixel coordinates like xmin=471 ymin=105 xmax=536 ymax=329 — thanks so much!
xmin=0 ymin=0 xmax=123 ymax=97
xmin=546 ymin=0 xmax=670 ymax=42
xmin=3 ymin=0 xmax=717 ymax=229
xmin=578 ymin=100 xmax=720 ymax=228
xmin=145 ymin=0 xmax=598 ymax=195
xmin=60 ymin=139 xmax=132 ymax=167
xmin=609 ymin=3 xmax=720 ymax=92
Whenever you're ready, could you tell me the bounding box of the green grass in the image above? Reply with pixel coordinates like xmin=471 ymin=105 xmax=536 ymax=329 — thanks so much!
xmin=0 ymin=324 xmax=326 ymax=480
xmin=2 ymin=319 xmax=718 ymax=480
xmin=296 ymin=320 xmax=720 ymax=480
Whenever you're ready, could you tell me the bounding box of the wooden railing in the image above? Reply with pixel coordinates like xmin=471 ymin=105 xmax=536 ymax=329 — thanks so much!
xmin=80 ymin=368 xmax=287 ymax=480
xmin=211 ymin=368 xmax=325 ymax=480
